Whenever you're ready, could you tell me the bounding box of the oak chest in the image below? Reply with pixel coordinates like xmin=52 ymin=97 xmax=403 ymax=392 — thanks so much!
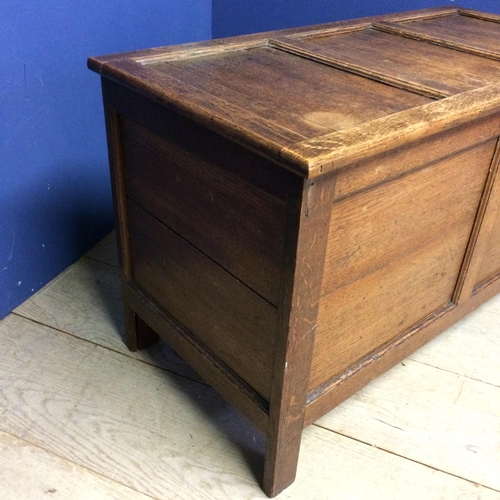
xmin=89 ymin=7 xmax=500 ymax=496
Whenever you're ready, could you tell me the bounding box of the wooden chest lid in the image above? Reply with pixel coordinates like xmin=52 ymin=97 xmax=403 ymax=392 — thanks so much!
xmin=89 ymin=7 xmax=500 ymax=178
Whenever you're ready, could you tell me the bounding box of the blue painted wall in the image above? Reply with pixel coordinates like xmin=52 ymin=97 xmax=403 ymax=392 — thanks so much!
xmin=3 ymin=1 xmax=500 ymax=319
xmin=0 ymin=1 xmax=211 ymax=318
xmin=212 ymin=0 xmax=500 ymax=38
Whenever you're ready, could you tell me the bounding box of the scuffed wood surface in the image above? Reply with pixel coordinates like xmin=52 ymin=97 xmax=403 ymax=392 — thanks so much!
xmin=1 ymin=309 xmax=499 ymax=499
xmin=14 ymin=257 xmax=202 ymax=383
xmin=281 ymin=83 xmax=500 ymax=177
xmin=316 ymin=354 xmax=500 ymax=490
xmin=0 ymin=431 xmax=152 ymax=500
xmin=277 ymin=29 xmax=500 ymax=98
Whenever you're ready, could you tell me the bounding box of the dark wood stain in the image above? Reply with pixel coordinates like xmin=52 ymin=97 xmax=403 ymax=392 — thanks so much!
xmin=90 ymin=7 xmax=500 ymax=497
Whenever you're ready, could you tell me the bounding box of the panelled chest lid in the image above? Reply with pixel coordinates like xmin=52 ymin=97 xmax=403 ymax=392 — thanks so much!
xmin=89 ymin=7 xmax=500 ymax=178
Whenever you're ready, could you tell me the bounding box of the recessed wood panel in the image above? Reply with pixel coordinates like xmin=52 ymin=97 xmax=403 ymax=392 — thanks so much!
xmin=387 ymin=13 xmax=500 ymax=57
xmin=127 ymin=201 xmax=277 ymax=400
xmin=322 ymin=140 xmax=494 ymax=295
xmin=121 ymin=116 xmax=287 ymax=305
xmin=309 ymin=141 xmax=495 ymax=391
xmin=299 ymin=28 xmax=500 ymax=96
xmin=309 ymin=228 xmax=472 ymax=391
xmin=157 ymin=47 xmax=430 ymax=133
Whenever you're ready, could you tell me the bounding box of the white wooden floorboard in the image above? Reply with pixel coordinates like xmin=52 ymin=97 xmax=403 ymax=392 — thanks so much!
xmin=14 ymin=258 xmax=124 ymax=344
xmin=13 ymin=257 xmax=201 ymax=382
xmin=0 ymin=430 xmax=154 ymax=500
xmin=316 ymin=357 xmax=500 ymax=491
xmin=1 ymin=313 xmax=497 ymax=500
xmin=293 ymin=426 xmax=500 ymax=500
xmin=0 ymin=314 xmax=264 ymax=500
xmin=408 ymin=293 xmax=500 ymax=387
xmin=84 ymin=231 xmax=119 ymax=268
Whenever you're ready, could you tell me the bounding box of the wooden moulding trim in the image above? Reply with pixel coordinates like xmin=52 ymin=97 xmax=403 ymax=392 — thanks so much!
xmin=268 ymin=38 xmax=448 ymax=100
xmin=285 ymin=6 xmax=457 ymax=39
xmin=474 ymin=268 xmax=500 ymax=295
xmin=452 ymin=138 xmax=500 ymax=304
xmin=282 ymin=84 xmax=500 ymax=178
xmin=96 ymin=59 xmax=308 ymax=171
xmin=373 ymin=20 xmax=500 ymax=62
xmin=458 ymin=8 xmax=500 ymax=24
xmin=376 ymin=7 xmax=457 ymax=24
xmin=90 ymin=7 xmax=498 ymax=180
xmin=134 ymin=40 xmax=268 ymax=65
xmin=304 ymin=273 xmax=500 ymax=427
xmin=259 ymin=7 xmax=457 ymax=43
xmin=332 ymin=115 xmax=500 ymax=202
xmin=86 ymin=7 xmax=458 ymax=71
xmin=284 ymin=7 xmax=459 ymax=42
xmin=123 ymin=282 xmax=270 ymax=434
xmin=306 ymin=303 xmax=455 ymax=405
xmin=97 ymin=63 xmax=500 ymax=181
xmin=283 ymin=24 xmax=372 ymax=41
xmin=87 ymin=39 xmax=271 ymax=72
xmin=103 ymin=106 xmax=131 ymax=279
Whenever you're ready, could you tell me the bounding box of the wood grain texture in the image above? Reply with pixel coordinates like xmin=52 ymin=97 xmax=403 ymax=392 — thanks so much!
xmin=100 ymin=58 xmax=305 ymax=163
xmin=159 ymin=56 xmax=333 ymax=139
xmin=89 ymin=8 xmax=500 ymax=180
xmin=408 ymin=293 xmax=500 ymax=387
xmin=311 ymin=234 xmax=466 ymax=389
xmin=281 ymin=84 xmax=500 ymax=178
xmin=264 ymin=174 xmax=336 ymax=497
xmin=2 ymin=312 xmax=499 ymax=499
xmin=128 ymin=201 xmax=277 ymax=401
xmin=477 ymin=215 xmax=500 ymax=286
xmin=87 ymin=7 xmax=458 ymax=71
xmin=0 ymin=431 xmax=152 ymax=500
xmin=86 ymin=7 xmax=457 ymax=70
xmin=475 ymin=154 xmax=500 ymax=285
xmin=103 ymin=106 xmax=131 ymax=279
xmin=87 ymin=8 xmax=500 ymax=496
xmin=304 ymin=273 xmax=500 ymax=426
xmin=286 ymin=28 xmax=500 ymax=97
xmin=122 ymin=281 xmax=270 ymax=435
xmin=377 ymin=12 xmax=500 ymax=60
xmin=121 ymin=116 xmax=288 ymax=305
xmin=323 ymin=140 xmax=493 ymax=295
xmin=453 ymin=139 xmax=500 ymax=303
xmin=13 ymin=257 xmax=202 ymax=383
xmin=0 ymin=315 xmax=267 ymax=500
xmin=164 ymin=46 xmax=429 ymax=133
xmin=293 ymin=426 xmax=500 ymax=500
xmin=333 ymin=114 xmax=500 ymax=200
xmin=102 ymin=80 xmax=292 ymax=202
xmin=316 ymin=357 xmax=500 ymax=491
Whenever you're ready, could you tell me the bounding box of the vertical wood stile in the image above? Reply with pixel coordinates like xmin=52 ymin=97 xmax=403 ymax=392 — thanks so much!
xmin=453 ymin=138 xmax=500 ymax=304
xmin=103 ymin=103 xmax=159 ymax=351
xmin=263 ymin=174 xmax=336 ymax=497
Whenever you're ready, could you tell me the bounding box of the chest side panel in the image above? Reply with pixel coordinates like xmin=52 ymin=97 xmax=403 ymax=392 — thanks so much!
xmin=127 ymin=201 xmax=277 ymax=400
xmin=309 ymin=133 xmax=497 ymax=391
xmin=104 ymin=80 xmax=290 ymax=307
xmin=104 ymin=82 xmax=293 ymax=400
